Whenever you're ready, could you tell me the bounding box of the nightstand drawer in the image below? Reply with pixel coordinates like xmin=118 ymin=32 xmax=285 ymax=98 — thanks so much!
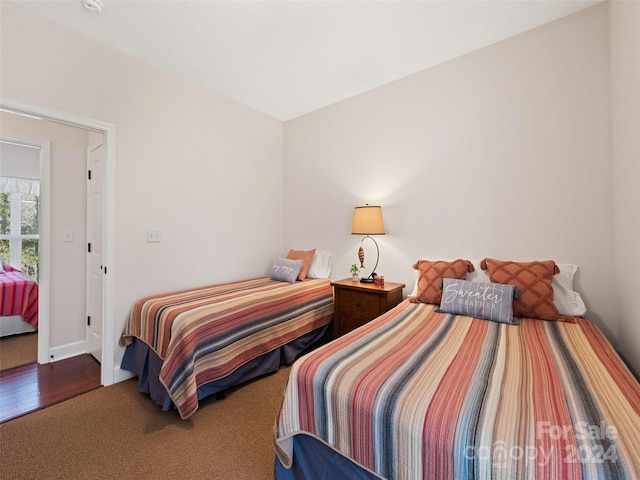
xmin=339 ymin=290 xmax=380 ymax=319
xmin=339 ymin=314 xmax=371 ymax=335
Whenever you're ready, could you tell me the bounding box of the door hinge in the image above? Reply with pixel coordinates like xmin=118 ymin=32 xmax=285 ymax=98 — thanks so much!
xmin=87 ymin=316 xmax=91 ymax=326
xmin=104 ymin=266 xmax=107 ymax=274
xmin=88 ymin=242 xmax=92 ymax=253
xmin=88 ymin=170 xmax=92 ymax=180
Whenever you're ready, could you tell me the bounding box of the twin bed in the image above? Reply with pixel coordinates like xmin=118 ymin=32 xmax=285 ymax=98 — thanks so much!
xmin=119 ymin=249 xmax=334 ymax=419
xmin=0 ymin=262 xmax=38 ymax=337
xmin=274 ymin=258 xmax=640 ymax=480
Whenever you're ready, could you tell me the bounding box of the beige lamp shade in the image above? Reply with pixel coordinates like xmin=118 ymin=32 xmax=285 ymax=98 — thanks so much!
xmin=351 ymin=205 xmax=385 ymax=235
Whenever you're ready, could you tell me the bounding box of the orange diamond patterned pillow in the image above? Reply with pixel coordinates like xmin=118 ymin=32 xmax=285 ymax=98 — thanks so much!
xmin=480 ymin=258 xmax=560 ymax=321
xmin=410 ymin=259 xmax=474 ymax=305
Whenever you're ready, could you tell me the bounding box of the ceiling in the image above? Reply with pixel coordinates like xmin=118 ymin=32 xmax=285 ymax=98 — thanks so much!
xmin=13 ymin=0 xmax=602 ymax=121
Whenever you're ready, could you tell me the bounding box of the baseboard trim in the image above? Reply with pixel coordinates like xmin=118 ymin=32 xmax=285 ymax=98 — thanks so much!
xmin=113 ymin=367 xmax=135 ymax=384
xmin=48 ymin=340 xmax=87 ymax=362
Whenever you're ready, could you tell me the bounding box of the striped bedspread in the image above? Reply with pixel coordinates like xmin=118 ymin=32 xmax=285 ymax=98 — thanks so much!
xmin=0 ymin=265 xmax=38 ymax=327
xmin=120 ymin=277 xmax=333 ymax=419
xmin=275 ymin=300 xmax=640 ymax=480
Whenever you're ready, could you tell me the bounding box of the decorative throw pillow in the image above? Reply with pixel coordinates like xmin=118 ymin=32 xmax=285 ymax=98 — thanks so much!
xmin=480 ymin=258 xmax=560 ymax=321
xmin=409 ymin=258 xmax=489 ymax=297
xmin=410 ymin=259 xmax=475 ymax=305
xmin=286 ymin=248 xmax=316 ymax=281
xmin=437 ymin=278 xmax=520 ymax=325
xmin=270 ymin=257 xmax=304 ymax=283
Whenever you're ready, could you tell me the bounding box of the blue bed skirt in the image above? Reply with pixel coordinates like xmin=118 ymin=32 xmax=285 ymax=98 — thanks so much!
xmin=274 ymin=434 xmax=381 ymax=480
xmin=121 ymin=324 xmax=330 ymax=412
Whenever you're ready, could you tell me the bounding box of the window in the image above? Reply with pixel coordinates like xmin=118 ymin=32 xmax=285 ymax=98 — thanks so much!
xmin=0 ymin=180 xmax=40 ymax=281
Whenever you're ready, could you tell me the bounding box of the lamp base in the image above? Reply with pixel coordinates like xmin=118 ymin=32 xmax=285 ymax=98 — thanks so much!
xmin=360 ymin=273 xmax=378 ymax=284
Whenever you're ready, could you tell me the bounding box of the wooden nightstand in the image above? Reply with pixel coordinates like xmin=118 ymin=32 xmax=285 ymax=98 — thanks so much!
xmin=331 ymin=278 xmax=405 ymax=337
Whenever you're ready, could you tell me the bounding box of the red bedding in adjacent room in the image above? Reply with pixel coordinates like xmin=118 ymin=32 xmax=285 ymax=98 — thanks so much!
xmin=275 ymin=300 xmax=640 ymax=480
xmin=0 ymin=264 xmax=38 ymax=328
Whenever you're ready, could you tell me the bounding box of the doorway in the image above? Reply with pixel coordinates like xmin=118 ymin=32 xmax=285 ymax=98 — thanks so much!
xmin=0 ymin=99 xmax=116 ymax=386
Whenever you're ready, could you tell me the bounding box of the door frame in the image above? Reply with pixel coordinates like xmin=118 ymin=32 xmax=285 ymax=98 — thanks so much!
xmin=0 ymin=98 xmax=116 ymax=386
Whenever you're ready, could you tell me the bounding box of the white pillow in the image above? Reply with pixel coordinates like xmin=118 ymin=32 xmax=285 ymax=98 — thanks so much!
xmin=552 ymin=264 xmax=587 ymax=317
xmin=408 ymin=258 xmax=586 ymax=317
xmin=307 ymin=250 xmax=332 ymax=279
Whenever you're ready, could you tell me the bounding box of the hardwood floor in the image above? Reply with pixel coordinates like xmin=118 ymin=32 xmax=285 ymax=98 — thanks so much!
xmin=0 ymin=354 xmax=101 ymax=423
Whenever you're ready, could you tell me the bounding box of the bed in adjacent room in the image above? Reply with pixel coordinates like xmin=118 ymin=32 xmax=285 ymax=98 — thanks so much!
xmin=274 ymin=258 xmax=640 ymax=480
xmin=120 ymin=249 xmax=334 ymax=419
xmin=0 ymin=261 xmax=38 ymax=337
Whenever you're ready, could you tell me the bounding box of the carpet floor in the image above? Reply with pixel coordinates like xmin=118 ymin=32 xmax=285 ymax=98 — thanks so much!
xmin=0 ymin=332 xmax=38 ymax=370
xmin=0 ymin=366 xmax=292 ymax=480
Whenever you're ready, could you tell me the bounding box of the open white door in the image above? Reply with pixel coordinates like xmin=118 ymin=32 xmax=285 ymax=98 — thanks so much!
xmin=86 ymin=131 xmax=104 ymax=363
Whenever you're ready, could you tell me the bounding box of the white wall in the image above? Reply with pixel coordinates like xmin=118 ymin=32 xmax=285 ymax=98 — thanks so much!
xmin=610 ymin=0 xmax=640 ymax=376
xmin=1 ymin=113 xmax=88 ymax=350
xmin=284 ymin=5 xmax=617 ymax=340
xmin=0 ymin=2 xmax=284 ymax=373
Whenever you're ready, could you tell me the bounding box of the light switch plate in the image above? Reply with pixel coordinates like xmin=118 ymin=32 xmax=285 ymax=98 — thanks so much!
xmin=146 ymin=229 xmax=161 ymax=243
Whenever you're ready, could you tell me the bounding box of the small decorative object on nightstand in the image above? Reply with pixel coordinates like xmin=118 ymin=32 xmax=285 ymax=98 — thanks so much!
xmin=350 ymin=264 xmax=360 ymax=281
xmin=331 ymin=278 xmax=405 ymax=337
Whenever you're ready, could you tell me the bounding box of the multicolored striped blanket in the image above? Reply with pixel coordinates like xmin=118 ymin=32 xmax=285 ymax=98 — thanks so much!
xmin=120 ymin=277 xmax=333 ymax=419
xmin=0 ymin=265 xmax=38 ymax=327
xmin=275 ymin=300 xmax=640 ymax=480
